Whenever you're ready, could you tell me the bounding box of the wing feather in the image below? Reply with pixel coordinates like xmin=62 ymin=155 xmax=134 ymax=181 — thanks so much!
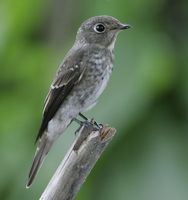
xmin=35 ymin=56 xmax=85 ymax=142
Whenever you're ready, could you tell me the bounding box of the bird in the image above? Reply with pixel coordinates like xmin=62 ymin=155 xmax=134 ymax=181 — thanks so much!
xmin=26 ymin=15 xmax=130 ymax=188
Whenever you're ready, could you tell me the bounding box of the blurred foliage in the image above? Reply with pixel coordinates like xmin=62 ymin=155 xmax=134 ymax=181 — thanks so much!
xmin=0 ymin=0 xmax=188 ymax=199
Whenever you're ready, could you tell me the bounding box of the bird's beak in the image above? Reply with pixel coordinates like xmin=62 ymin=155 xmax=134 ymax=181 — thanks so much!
xmin=118 ymin=23 xmax=131 ymax=30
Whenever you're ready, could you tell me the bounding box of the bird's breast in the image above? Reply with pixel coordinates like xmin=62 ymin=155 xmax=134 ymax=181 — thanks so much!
xmin=76 ymin=50 xmax=113 ymax=109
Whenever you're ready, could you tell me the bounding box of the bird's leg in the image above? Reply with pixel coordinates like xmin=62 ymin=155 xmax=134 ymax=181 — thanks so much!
xmin=79 ymin=112 xmax=104 ymax=129
xmin=73 ymin=117 xmax=83 ymax=126
xmin=79 ymin=112 xmax=102 ymax=128
xmin=73 ymin=113 xmax=103 ymax=136
xmin=79 ymin=112 xmax=88 ymax=121
xmin=74 ymin=124 xmax=83 ymax=136
xmin=73 ymin=117 xmax=94 ymax=135
xmin=73 ymin=118 xmax=84 ymax=135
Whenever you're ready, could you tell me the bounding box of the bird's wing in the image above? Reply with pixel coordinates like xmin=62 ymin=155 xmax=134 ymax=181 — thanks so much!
xmin=35 ymin=54 xmax=86 ymax=142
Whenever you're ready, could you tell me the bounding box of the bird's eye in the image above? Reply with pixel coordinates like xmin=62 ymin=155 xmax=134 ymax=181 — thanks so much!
xmin=94 ymin=23 xmax=106 ymax=33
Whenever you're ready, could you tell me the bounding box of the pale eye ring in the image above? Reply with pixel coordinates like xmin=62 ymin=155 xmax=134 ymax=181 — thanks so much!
xmin=93 ymin=23 xmax=106 ymax=33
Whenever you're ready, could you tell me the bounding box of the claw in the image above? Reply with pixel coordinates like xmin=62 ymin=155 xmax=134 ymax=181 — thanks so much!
xmin=91 ymin=119 xmax=103 ymax=130
xmin=75 ymin=125 xmax=83 ymax=136
xmin=73 ymin=115 xmax=102 ymax=136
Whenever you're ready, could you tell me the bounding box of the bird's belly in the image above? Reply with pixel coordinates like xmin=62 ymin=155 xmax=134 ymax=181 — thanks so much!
xmin=92 ymin=73 xmax=110 ymax=100
xmin=77 ymin=65 xmax=112 ymax=111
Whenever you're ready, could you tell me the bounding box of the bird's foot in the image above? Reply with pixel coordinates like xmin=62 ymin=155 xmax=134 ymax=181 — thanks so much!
xmin=79 ymin=112 xmax=88 ymax=121
xmin=90 ymin=118 xmax=103 ymax=130
xmin=73 ymin=118 xmax=84 ymax=135
xmin=79 ymin=112 xmax=103 ymax=130
xmin=73 ymin=114 xmax=103 ymax=135
xmin=79 ymin=112 xmax=103 ymax=128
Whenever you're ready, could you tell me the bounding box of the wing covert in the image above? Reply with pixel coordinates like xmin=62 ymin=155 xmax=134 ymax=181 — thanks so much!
xmin=36 ymin=58 xmax=85 ymax=142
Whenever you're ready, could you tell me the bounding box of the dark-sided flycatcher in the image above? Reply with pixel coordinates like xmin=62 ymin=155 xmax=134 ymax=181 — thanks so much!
xmin=27 ymin=15 xmax=130 ymax=187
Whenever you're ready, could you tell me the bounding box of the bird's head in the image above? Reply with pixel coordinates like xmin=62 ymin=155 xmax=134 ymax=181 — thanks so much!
xmin=75 ymin=15 xmax=131 ymax=49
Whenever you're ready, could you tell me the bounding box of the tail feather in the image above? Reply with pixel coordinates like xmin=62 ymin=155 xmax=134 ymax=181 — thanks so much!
xmin=26 ymin=134 xmax=52 ymax=188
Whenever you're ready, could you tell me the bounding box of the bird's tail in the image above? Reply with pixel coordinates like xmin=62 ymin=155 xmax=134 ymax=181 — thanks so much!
xmin=26 ymin=133 xmax=53 ymax=188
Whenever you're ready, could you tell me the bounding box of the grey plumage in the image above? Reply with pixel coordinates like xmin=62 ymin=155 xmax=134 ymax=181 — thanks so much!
xmin=27 ymin=15 xmax=130 ymax=188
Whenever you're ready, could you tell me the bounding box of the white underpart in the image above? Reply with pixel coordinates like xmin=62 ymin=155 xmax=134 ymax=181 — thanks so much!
xmin=94 ymin=68 xmax=111 ymax=101
xmin=108 ymin=36 xmax=117 ymax=51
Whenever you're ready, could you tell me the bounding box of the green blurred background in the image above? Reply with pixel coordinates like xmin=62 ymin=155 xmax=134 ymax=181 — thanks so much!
xmin=0 ymin=0 xmax=188 ymax=199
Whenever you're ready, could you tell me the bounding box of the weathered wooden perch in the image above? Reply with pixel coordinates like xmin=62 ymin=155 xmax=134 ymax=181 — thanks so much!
xmin=39 ymin=121 xmax=116 ymax=200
